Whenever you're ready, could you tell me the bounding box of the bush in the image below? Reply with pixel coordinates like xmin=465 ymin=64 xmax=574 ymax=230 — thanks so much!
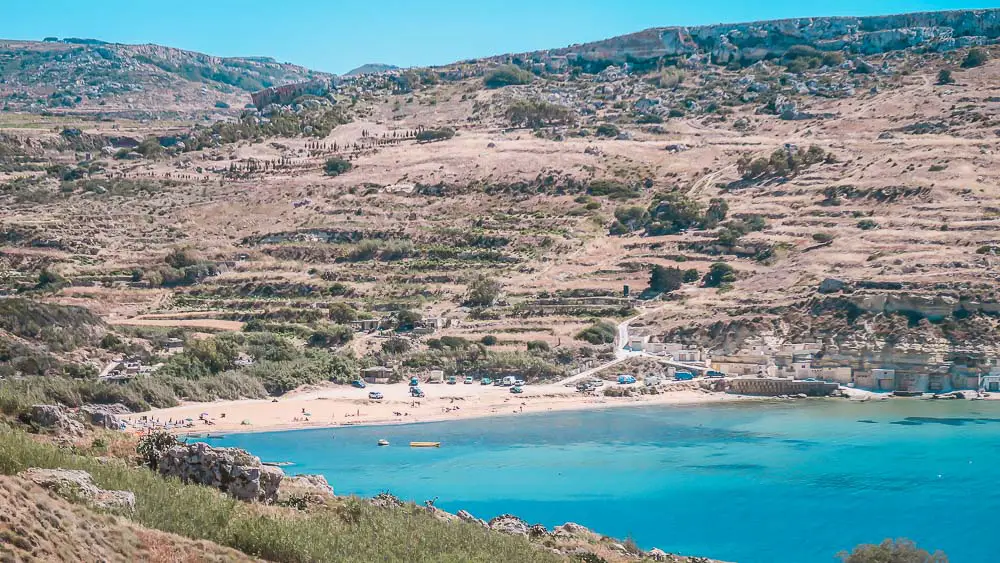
xmin=324 ymin=157 xmax=352 ymax=176
xmin=505 ymin=99 xmax=574 ymax=128
xmin=484 ymin=65 xmax=533 ymax=88
xmin=576 ymin=321 xmax=617 ymax=345
xmin=703 ymin=262 xmax=736 ymax=287
xmin=961 ymin=48 xmax=989 ymax=69
xmin=382 ymin=338 xmax=411 ymax=355
xmin=595 ymin=123 xmax=619 ymax=137
xmin=649 ymin=265 xmax=684 ymax=294
xmin=464 ymin=275 xmax=501 ymax=307
xmin=936 ymin=69 xmax=955 ymax=85
xmin=415 ymin=128 xmax=455 ymax=143
xmin=214 ymin=101 xmax=231 ymax=109
xmin=526 ymin=340 xmax=550 ymax=352
xmin=838 ymin=538 xmax=947 ymax=563
xmin=857 ymin=219 xmax=878 ymax=230
xmin=682 ymin=268 xmax=700 ymax=283
xmin=812 ymin=232 xmax=834 ymax=244
xmin=136 ymin=431 xmax=180 ymax=470
xmin=481 ymin=335 xmax=498 ymax=346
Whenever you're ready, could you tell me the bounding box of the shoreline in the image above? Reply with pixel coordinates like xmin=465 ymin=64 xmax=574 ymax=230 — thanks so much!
xmin=127 ymin=381 xmax=771 ymax=437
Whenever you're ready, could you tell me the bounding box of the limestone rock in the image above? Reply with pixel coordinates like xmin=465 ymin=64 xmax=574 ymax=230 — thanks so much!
xmin=488 ymin=514 xmax=530 ymax=535
xmin=20 ymin=468 xmax=135 ymax=513
xmin=80 ymin=404 xmax=128 ymax=429
xmin=370 ymin=492 xmax=403 ymax=509
xmin=819 ymin=278 xmax=846 ymax=294
xmin=156 ymin=442 xmax=283 ymax=503
xmin=279 ymin=474 xmax=334 ymax=503
xmin=27 ymin=405 xmax=85 ymax=437
xmin=456 ymin=509 xmax=488 ymax=527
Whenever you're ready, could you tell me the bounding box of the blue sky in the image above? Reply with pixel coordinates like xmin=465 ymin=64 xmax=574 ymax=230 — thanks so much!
xmin=2 ymin=1 xmax=997 ymax=73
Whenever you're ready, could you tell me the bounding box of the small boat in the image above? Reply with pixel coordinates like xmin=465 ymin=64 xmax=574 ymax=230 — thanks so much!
xmin=377 ymin=439 xmax=390 ymax=446
xmin=262 ymin=461 xmax=294 ymax=467
xmin=410 ymin=441 xmax=441 ymax=448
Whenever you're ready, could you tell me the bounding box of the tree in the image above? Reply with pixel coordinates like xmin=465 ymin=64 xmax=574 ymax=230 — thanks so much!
xmin=649 ymin=265 xmax=684 ymax=294
xmin=703 ymin=198 xmax=729 ymax=228
xmin=136 ymin=431 xmax=180 ymax=470
xmin=612 ymin=206 xmax=651 ymax=233
xmin=838 ymin=538 xmax=947 ymax=563
xmin=506 ymin=99 xmax=574 ymax=129
xmin=936 ymin=69 xmax=955 ymax=85
xmin=961 ymin=48 xmax=989 ymax=69
xmin=415 ymin=128 xmax=455 ymax=143
xmin=703 ymin=262 xmax=736 ymax=288
xmin=394 ymin=309 xmax=422 ymax=331
xmin=464 ymin=274 xmax=501 ymax=307
xmin=646 ymin=192 xmax=704 ymax=235
xmin=328 ymin=303 xmax=357 ymax=324
xmin=324 ymin=157 xmax=352 ymax=176
xmin=381 ymin=338 xmax=411 ymax=355
xmin=682 ymin=268 xmax=700 ymax=283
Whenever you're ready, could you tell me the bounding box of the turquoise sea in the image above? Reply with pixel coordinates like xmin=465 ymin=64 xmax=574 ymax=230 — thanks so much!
xmin=212 ymin=401 xmax=1000 ymax=562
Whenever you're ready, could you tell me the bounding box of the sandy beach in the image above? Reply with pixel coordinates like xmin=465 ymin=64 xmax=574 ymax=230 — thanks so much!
xmin=129 ymin=380 xmax=757 ymax=435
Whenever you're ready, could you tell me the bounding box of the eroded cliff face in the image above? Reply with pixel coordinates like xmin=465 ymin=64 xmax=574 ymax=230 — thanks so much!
xmin=548 ymin=9 xmax=1000 ymax=64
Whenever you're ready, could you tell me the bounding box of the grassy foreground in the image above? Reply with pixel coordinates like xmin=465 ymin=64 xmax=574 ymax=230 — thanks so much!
xmin=0 ymin=427 xmax=562 ymax=562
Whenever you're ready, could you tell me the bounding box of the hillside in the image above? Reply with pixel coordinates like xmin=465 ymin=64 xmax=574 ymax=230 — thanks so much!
xmin=0 ymin=38 xmax=330 ymax=118
xmin=2 ymin=7 xmax=997 ymax=562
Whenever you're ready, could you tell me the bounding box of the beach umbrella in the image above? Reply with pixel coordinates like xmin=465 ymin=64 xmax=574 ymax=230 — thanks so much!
xmin=200 ymin=412 xmax=210 ymax=417
xmin=185 ymin=418 xmax=193 ymax=422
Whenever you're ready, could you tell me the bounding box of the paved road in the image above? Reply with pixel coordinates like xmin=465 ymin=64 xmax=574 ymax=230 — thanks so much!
xmin=556 ymin=311 xmax=709 ymax=386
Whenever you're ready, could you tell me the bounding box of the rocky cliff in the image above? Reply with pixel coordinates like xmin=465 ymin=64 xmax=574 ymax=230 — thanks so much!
xmin=544 ymin=9 xmax=1000 ymax=64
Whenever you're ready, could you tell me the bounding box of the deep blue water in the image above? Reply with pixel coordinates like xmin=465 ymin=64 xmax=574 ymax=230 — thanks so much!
xmin=211 ymin=401 xmax=1000 ymax=562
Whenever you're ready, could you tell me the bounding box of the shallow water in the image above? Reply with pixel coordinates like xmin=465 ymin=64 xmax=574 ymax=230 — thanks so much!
xmin=212 ymin=400 xmax=1000 ymax=562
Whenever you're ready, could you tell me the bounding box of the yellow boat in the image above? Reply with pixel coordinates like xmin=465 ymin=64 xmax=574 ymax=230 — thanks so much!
xmin=409 ymin=441 xmax=441 ymax=448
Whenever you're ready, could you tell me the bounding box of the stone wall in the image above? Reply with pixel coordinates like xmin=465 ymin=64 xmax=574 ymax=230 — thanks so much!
xmin=156 ymin=442 xmax=283 ymax=503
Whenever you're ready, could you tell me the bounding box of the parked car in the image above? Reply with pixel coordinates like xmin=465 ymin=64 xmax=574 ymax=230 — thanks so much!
xmin=617 ymin=375 xmax=636 ymax=384
xmin=410 ymin=387 xmax=425 ymax=398
xmin=706 ymin=370 xmax=726 ymax=378
xmin=447 ymin=376 xmax=457 ymax=385
xmin=368 ymin=391 xmax=384 ymax=400
xmin=409 ymin=377 xmax=420 ymax=387
xmin=674 ymin=371 xmax=694 ymax=381
xmin=481 ymin=377 xmax=493 ymax=386
xmin=464 ymin=376 xmax=474 ymax=384
xmin=352 ymin=380 xmax=367 ymax=388
xmin=514 ymin=379 xmax=526 ymax=386
xmin=510 ymin=386 xmax=523 ymax=394
xmin=501 ymin=376 xmax=517 ymax=386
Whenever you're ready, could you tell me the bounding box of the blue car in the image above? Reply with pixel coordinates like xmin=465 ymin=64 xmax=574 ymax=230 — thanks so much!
xmin=674 ymin=371 xmax=694 ymax=381
xmin=352 ymin=380 xmax=367 ymax=388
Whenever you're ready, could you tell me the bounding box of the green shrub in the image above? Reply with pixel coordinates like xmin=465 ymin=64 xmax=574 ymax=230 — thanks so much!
xmin=505 ymin=99 xmax=574 ymax=128
xmin=961 ymin=48 xmax=989 ymax=69
xmin=526 ymin=340 xmax=550 ymax=352
xmin=812 ymin=232 xmax=834 ymax=243
xmin=649 ymin=265 xmax=684 ymax=294
xmin=595 ymin=123 xmax=619 ymax=137
xmin=937 ymin=69 xmax=955 ymax=85
xmin=857 ymin=219 xmax=878 ymax=230
xmin=703 ymin=262 xmax=736 ymax=287
xmin=576 ymin=321 xmax=617 ymax=345
xmin=484 ymin=65 xmax=533 ymax=88
xmin=481 ymin=335 xmax=498 ymax=346
xmin=415 ymin=128 xmax=455 ymax=143
xmin=324 ymin=157 xmax=352 ymax=176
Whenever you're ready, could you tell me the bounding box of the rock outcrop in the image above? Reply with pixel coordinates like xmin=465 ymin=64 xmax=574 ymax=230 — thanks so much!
xmin=26 ymin=405 xmax=85 ymax=438
xmin=488 ymin=514 xmax=530 ymax=535
xmin=80 ymin=404 xmax=128 ymax=429
xmin=543 ymin=9 xmax=1000 ymax=64
xmin=278 ymin=474 xmax=335 ymax=504
xmin=156 ymin=442 xmax=283 ymax=503
xmin=20 ymin=468 xmax=135 ymax=512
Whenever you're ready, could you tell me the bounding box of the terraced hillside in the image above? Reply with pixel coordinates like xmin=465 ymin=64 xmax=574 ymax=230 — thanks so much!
xmin=0 ymin=9 xmax=998 ymax=400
